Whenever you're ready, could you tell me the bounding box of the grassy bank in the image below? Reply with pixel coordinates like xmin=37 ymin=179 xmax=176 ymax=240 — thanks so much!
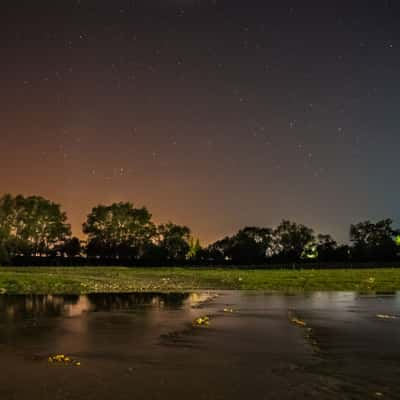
xmin=0 ymin=267 xmax=400 ymax=294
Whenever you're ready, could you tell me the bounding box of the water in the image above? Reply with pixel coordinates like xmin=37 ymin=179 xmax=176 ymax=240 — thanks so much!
xmin=0 ymin=291 xmax=399 ymax=400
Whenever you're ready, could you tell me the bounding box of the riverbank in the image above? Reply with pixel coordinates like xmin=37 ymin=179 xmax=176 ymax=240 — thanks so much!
xmin=0 ymin=267 xmax=400 ymax=294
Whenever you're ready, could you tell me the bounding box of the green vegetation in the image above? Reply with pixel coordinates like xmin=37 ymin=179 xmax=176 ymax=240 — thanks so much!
xmin=0 ymin=267 xmax=400 ymax=295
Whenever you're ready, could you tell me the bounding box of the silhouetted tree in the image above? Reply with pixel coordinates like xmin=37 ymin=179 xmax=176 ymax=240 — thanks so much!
xmin=206 ymin=236 xmax=232 ymax=263
xmin=156 ymin=223 xmax=191 ymax=263
xmin=0 ymin=243 xmax=9 ymax=265
xmin=229 ymin=227 xmax=273 ymax=264
xmin=0 ymin=194 xmax=71 ymax=257
xmin=334 ymin=244 xmax=351 ymax=262
xmin=273 ymin=220 xmax=315 ymax=261
xmin=206 ymin=227 xmax=273 ymax=264
xmin=0 ymin=196 xmax=12 ymax=264
xmin=140 ymin=242 xmax=167 ymax=265
xmin=316 ymin=234 xmax=338 ymax=261
xmin=59 ymin=237 xmax=82 ymax=258
xmin=1 ymin=192 xmax=400 ymax=266
xmin=350 ymin=219 xmax=399 ymax=261
xmin=83 ymin=202 xmax=156 ymax=260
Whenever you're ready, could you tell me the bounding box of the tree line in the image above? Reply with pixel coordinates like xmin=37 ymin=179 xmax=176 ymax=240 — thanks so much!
xmin=0 ymin=194 xmax=399 ymax=266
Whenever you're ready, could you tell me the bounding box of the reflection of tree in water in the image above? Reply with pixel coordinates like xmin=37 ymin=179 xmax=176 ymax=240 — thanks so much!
xmin=0 ymin=293 xmax=190 ymax=321
xmin=0 ymin=295 xmax=80 ymax=321
xmin=86 ymin=292 xmax=190 ymax=311
xmin=0 ymin=293 xmax=193 ymax=353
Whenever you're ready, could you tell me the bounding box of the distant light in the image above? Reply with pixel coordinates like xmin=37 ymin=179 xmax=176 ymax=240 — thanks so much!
xmin=395 ymin=235 xmax=400 ymax=247
xmin=301 ymin=243 xmax=318 ymax=260
xmin=306 ymin=250 xmax=318 ymax=259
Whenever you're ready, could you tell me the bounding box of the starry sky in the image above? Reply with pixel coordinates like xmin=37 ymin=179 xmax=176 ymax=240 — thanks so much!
xmin=1 ymin=0 xmax=400 ymax=244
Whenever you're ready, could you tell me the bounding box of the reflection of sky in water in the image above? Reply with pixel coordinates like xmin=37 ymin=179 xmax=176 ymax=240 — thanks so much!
xmin=309 ymin=292 xmax=358 ymax=309
xmin=64 ymin=296 xmax=91 ymax=317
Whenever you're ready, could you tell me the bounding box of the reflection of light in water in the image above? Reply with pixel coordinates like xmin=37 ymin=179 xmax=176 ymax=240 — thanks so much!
xmin=64 ymin=296 xmax=91 ymax=317
xmin=186 ymin=292 xmax=214 ymax=306
xmin=6 ymin=305 xmax=15 ymax=317
xmin=151 ymin=297 xmax=165 ymax=308
xmin=309 ymin=292 xmax=357 ymax=309
xmin=144 ymin=293 xmax=209 ymax=330
xmin=54 ymin=297 xmax=91 ymax=353
xmin=310 ymin=292 xmax=400 ymax=309
xmin=25 ymin=298 xmax=33 ymax=311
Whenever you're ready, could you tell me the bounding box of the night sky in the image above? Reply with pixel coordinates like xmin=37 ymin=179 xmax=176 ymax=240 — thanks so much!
xmin=1 ymin=0 xmax=399 ymax=244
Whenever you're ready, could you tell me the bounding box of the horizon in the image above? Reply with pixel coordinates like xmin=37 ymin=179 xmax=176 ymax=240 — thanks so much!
xmin=1 ymin=191 xmax=399 ymax=247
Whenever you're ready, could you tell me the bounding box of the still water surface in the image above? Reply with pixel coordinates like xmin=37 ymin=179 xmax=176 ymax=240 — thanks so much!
xmin=0 ymin=291 xmax=399 ymax=400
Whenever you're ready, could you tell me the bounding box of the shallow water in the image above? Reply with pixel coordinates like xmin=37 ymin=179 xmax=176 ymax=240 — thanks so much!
xmin=0 ymin=291 xmax=399 ymax=400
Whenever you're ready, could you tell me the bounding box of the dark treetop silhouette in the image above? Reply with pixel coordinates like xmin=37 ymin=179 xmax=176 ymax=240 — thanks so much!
xmin=0 ymin=194 xmax=399 ymax=266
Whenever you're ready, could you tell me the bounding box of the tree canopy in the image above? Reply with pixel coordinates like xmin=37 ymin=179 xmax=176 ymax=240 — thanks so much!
xmin=350 ymin=219 xmax=399 ymax=261
xmin=83 ymin=202 xmax=156 ymax=259
xmin=156 ymin=222 xmax=192 ymax=262
xmin=272 ymin=220 xmax=315 ymax=261
xmin=0 ymin=194 xmax=71 ymax=260
xmin=0 ymin=193 xmax=399 ymax=266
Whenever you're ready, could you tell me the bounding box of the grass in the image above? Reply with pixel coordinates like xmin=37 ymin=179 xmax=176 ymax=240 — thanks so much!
xmin=0 ymin=267 xmax=400 ymax=294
